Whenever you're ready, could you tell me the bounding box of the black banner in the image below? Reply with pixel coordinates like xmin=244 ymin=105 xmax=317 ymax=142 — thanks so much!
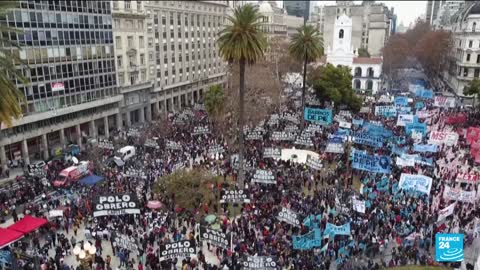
xmin=159 ymin=240 xmax=196 ymax=261
xmin=277 ymin=207 xmax=300 ymax=227
xmin=220 ymin=189 xmax=250 ymax=204
xmin=242 ymin=256 xmax=277 ymax=270
xmin=200 ymin=226 xmax=229 ymax=249
xmin=93 ymin=194 xmax=140 ymax=217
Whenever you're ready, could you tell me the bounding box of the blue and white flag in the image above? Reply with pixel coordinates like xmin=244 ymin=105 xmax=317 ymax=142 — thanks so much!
xmin=375 ymin=106 xmax=397 ymax=117
xmin=394 ymin=96 xmax=409 ymax=107
xmin=414 ymin=156 xmax=434 ymax=166
xmin=293 ymin=228 xmax=321 ymax=250
xmin=304 ymin=107 xmax=332 ymax=125
xmin=399 ymin=173 xmax=432 ymax=195
xmin=352 ymin=118 xmax=364 ymax=127
xmin=413 ymin=144 xmax=438 ymax=153
xmin=352 ymin=149 xmax=391 ymax=174
xmin=325 ymin=222 xmax=351 ymax=236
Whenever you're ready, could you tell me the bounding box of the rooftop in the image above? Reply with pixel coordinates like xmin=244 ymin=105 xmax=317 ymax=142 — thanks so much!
xmin=353 ymin=57 xmax=382 ymax=65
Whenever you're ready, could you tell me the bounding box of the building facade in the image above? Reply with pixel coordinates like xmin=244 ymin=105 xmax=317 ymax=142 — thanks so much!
xmin=432 ymin=1 xmax=465 ymax=30
xmin=322 ymin=1 xmax=393 ymax=57
xmin=426 ymin=0 xmax=445 ymax=25
xmin=283 ymin=0 xmax=314 ymax=21
xmin=324 ymin=13 xmax=383 ymax=94
xmin=0 ymin=0 xmax=228 ymax=168
xmin=0 ymin=0 xmax=121 ymax=166
xmin=443 ymin=2 xmax=480 ymax=96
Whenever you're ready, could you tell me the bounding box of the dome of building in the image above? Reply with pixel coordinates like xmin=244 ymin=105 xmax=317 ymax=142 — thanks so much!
xmin=468 ymin=2 xmax=480 ymax=15
xmin=258 ymin=1 xmax=273 ymax=14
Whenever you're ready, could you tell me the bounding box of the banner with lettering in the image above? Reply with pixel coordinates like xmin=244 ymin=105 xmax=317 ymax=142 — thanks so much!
xmin=93 ymin=194 xmax=141 ymax=217
xmin=306 ymin=155 xmax=323 ymax=170
xmin=415 ymin=89 xmax=434 ymax=99
xmin=277 ymin=207 xmax=300 ymax=227
xmin=200 ymin=226 xmax=229 ymax=249
xmin=293 ymin=228 xmax=321 ymax=250
xmin=325 ymin=143 xmax=345 ymax=154
xmin=360 ymin=106 xmax=371 ymax=113
xmin=364 ymin=122 xmax=393 ymax=137
xmin=397 ymin=114 xmax=416 ymax=127
xmin=263 ymin=148 xmax=281 ymax=159
xmin=304 ymin=107 xmax=333 ymax=125
xmin=241 ymin=256 xmax=277 ymax=270
xmin=396 ymin=154 xmax=416 ymax=167
xmin=394 ymin=96 xmax=409 ymax=106
xmin=271 ymin=131 xmax=296 ymax=141
xmin=428 ymin=131 xmax=459 ymax=146
xmin=445 ymin=114 xmax=466 ymax=125
xmin=352 ymin=149 xmax=391 ymax=174
xmin=414 ymin=156 xmax=433 ymax=166
xmin=466 ymin=127 xmax=480 ymax=145
xmin=413 ymin=144 xmax=438 ymax=153
xmin=416 ymin=110 xmax=432 ymax=119
xmin=375 ymin=106 xmax=397 ymax=117
xmin=433 ymin=96 xmax=456 ymax=108
xmin=398 ymin=106 xmax=412 ymax=114
xmin=159 ymin=240 xmax=196 ymax=261
xmin=352 ymin=132 xmax=384 ymax=148
xmin=437 ymin=202 xmax=456 ymax=222
xmin=352 ymin=118 xmax=364 ymax=127
xmin=405 ymin=122 xmax=427 ymax=136
xmin=252 ymin=169 xmax=276 ymax=184
xmin=325 ymin=222 xmax=351 ymax=236
xmin=455 ymin=173 xmax=479 ymax=184
xmin=398 ymin=174 xmax=432 ymax=195
xmin=219 ymin=189 xmax=250 ymax=204
xmin=353 ymin=198 xmax=366 ymax=213
xmin=443 ymin=185 xmax=477 ymax=203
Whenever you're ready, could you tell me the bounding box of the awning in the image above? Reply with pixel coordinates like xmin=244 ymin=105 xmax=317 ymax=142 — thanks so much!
xmin=0 ymin=228 xmax=24 ymax=249
xmin=8 ymin=215 xmax=48 ymax=234
xmin=78 ymin=174 xmax=104 ymax=186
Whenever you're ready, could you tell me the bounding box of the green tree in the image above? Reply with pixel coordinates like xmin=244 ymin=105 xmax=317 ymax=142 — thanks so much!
xmin=205 ymin=84 xmax=225 ymax=118
xmin=0 ymin=1 xmax=26 ymax=127
xmin=217 ymin=4 xmax=267 ymax=187
xmin=288 ymin=24 xmax=324 ymax=127
xmin=357 ymin=47 xmax=370 ymax=57
xmin=308 ymin=64 xmax=362 ymax=112
xmin=464 ymin=79 xmax=480 ymax=109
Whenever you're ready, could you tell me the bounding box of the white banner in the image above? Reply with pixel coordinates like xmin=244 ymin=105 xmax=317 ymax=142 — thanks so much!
xmin=428 ymin=131 xmax=459 ymax=146
xmin=353 ymin=198 xmax=365 ymax=214
xmin=396 ymin=155 xmax=416 ymax=167
xmin=325 ymin=143 xmax=344 ymax=153
xmin=360 ymin=107 xmax=371 ymax=113
xmin=437 ymin=202 xmax=456 ymax=222
xmin=416 ymin=110 xmax=432 ymax=119
xmin=399 ymin=174 xmax=433 ymax=195
xmin=433 ymin=96 xmax=456 ymax=108
xmin=443 ymin=185 xmax=477 ymax=203
xmin=397 ymin=114 xmax=415 ymax=127
xmin=338 ymin=121 xmax=352 ymax=129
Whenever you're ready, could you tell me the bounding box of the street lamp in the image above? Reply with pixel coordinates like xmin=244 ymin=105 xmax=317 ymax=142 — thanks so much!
xmin=72 ymin=241 xmax=96 ymax=270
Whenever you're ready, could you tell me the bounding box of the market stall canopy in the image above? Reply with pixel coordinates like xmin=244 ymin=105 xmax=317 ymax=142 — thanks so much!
xmin=0 ymin=228 xmax=24 ymax=249
xmin=79 ymin=175 xmax=104 ymax=186
xmin=8 ymin=215 xmax=48 ymax=234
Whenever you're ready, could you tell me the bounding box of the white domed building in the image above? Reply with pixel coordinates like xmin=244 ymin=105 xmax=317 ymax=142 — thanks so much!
xmin=257 ymin=1 xmax=287 ymax=36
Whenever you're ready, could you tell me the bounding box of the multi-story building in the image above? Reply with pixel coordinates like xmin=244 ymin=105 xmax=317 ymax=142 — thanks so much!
xmin=283 ymin=0 xmax=314 ymax=21
xmin=310 ymin=5 xmax=326 ymax=34
xmin=443 ymin=2 xmax=480 ymax=95
xmin=432 ymin=0 xmax=465 ymax=30
xmin=426 ymin=0 xmax=445 ymax=25
xmin=322 ymin=1 xmax=394 ymax=57
xmin=0 ymin=0 xmax=121 ymax=166
xmin=144 ymin=1 xmax=227 ymax=114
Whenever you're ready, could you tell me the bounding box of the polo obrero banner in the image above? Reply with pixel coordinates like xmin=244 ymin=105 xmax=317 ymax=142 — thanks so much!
xmin=93 ymin=194 xmax=141 ymax=217
xmin=159 ymin=240 xmax=196 ymax=261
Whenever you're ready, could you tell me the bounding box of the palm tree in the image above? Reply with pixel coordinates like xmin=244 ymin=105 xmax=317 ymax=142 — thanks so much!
xmin=0 ymin=1 xmax=25 ymax=127
xmin=289 ymin=24 xmax=324 ymax=128
xmin=205 ymin=84 xmax=225 ymax=129
xmin=217 ymin=4 xmax=266 ymax=187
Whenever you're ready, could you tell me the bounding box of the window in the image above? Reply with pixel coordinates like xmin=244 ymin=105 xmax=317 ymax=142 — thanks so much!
xmin=477 ymin=55 xmax=480 ymax=64
xmin=117 ymin=56 xmax=122 ymax=67
xmin=114 ymin=19 xmax=120 ymax=28
xmin=366 ymin=80 xmax=373 ymax=90
xmin=464 ymin=67 xmax=469 ymax=77
xmin=124 ymin=0 xmax=131 ymax=10
xmin=475 ymin=68 xmax=480 ymax=78
xmin=118 ymin=72 xmax=124 ymax=85
xmin=469 ymin=40 xmax=473 ymax=48
xmin=138 ymin=20 xmax=143 ymax=29
xmin=467 ymin=54 xmax=471 ymax=62
xmin=140 ymin=54 xmax=145 ymax=65
xmin=115 ymin=36 xmax=121 ymax=49
xmin=127 ymin=36 xmax=134 ymax=48
xmin=339 ymin=29 xmax=344 ymax=39
xmin=473 ymin=22 xmax=477 ymax=32
xmin=139 ymin=36 xmax=144 ymax=48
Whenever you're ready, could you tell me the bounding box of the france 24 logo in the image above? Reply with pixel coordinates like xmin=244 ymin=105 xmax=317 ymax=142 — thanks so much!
xmin=435 ymin=233 xmax=464 ymax=262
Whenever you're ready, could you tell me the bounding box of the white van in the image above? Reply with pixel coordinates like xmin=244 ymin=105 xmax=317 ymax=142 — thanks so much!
xmin=116 ymin=146 xmax=136 ymax=161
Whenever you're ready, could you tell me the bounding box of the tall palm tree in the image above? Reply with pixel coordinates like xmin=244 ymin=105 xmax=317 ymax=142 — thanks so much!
xmin=289 ymin=24 xmax=323 ymax=128
xmin=0 ymin=1 xmax=25 ymax=127
xmin=217 ymin=4 xmax=266 ymax=187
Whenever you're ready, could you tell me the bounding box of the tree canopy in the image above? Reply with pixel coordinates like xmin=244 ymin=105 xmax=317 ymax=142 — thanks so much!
xmin=308 ymin=64 xmax=362 ymax=112
xmin=205 ymin=84 xmax=225 ymax=118
xmin=288 ymin=24 xmax=324 ymax=63
xmin=464 ymin=79 xmax=480 ymax=97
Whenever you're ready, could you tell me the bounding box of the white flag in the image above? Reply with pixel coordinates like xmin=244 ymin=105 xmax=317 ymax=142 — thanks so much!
xmin=437 ymin=202 xmax=456 ymax=222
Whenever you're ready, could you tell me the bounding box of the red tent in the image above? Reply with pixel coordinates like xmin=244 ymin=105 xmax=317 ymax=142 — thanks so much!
xmin=8 ymin=215 xmax=48 ymax=234
xmin=0 ymin=228 xmax=24 ymax=248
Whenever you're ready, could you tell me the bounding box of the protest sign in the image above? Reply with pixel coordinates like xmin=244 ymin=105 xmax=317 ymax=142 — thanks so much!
xmin=144 ymin=139 xmax=158 ymax=148
xmin=282 ymin=112 xmax=299 ymax=123
xmin=466 ymin=127 xmax=480 ymax=145
xmin=338 ymin=121 xmax=352 ymax=129
xmin=413 ymin=144 xmax=438 ymax=153
xmin=306 ymin=155 xmax=323 ymax=170
xmin=414 ymin=156 xmax=434 ymax=166
xmin=352 ymin=132 xmax=384 ymax=148
xmin=445 ymin=114 xmax=466 ymax=125
xmin=363 ymin=122 xmax=393 ymax=138
xmin=192 ymin=126 xmax=210 ymax=135
xmin=115 ymin=234 xmax=138 ymax=250
xmin=398 ymin=174 xmax=432 ymax=195
xmin=396 ymin=154 xmax=416 ymax=167
xmin=93 ymin=194 xmax=141 ymax=217
xmin=405 ymin=121 xmax=427 ymax=136
xmin=277 ymin=207 xmax=300 ymax=227
xmin=352 ymin=119 xmax=364 ymax=126
xmin=339 ymin=110 xmax=352 ymax=119
xmin=295 ymin=133 xmax=314 ymax=147
xmin=166 ymin=140 xmax=182 ymax=150
xmin=397 ymin=114 xmax=416 ymax=127
xmin=375 ymin=106 xmax=397 ymax=117
xmin=242 ymin=256 xmax=277 ymax=270
xmin=263 ymin=148 xmax=281 ymax=159
xmin=325 ymin=222 xmax=351 ymax=236
xmin=360 ymin=107 xmax=371 ymax=113
xmin=443 ymin=185 xmax=477 ymax=203
xmin=415 ymin=101 xmax=425 ymax=110
xmin=429 ymin=131 xmax=459 ymax=146
xmin=252 ymin=169 xmax=276 ymax=184
xmin=434 ymin=96 xmax=456 ymax=108
xmin=271 ymin=131 xmax=296 ymax=141
xmin=159 ymin=240 xmax=196 ymax=261
xmin=325 ymin=143 xmax=344 ymax=153
xmin=284 ymin=125 xmax=299 ymax=133
xmin=377 ymin=95 xmax=392 ymax=103
xmin=293 ymin=228 xmax=321 ymax=250
xmin=415 ymin=89 xmax=434 ymax=99
xmin=246 ymin=130 xmax=264 ymax=141
xmin=352 ymin=150 xmax=391 ymax=174
xmin=394 ymin=96 xmax=409 ymax=106
xmin=353 ymin=198 xmax=366 ymax=213
xmin=437 ymin=202 xmax=456 ymax=222
xmin=416 ymin=110 xmax=432 ymax=119
xmin=304 ymin=107 xmax=333 ymax=125
xmin=208 ymin=145 xmax=225 ymax=156
xmin=306 ymin=124 xmax=323 ymax=133
xmin=220 ymin=189 xmax=250 ymax=204
xmin=455 ymin=173 xmax=479 ymax=184
xmin=398 ymin=107 xmax=412 ymax=114
xmin=200 ymin=226 xmax=229 ymax=249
